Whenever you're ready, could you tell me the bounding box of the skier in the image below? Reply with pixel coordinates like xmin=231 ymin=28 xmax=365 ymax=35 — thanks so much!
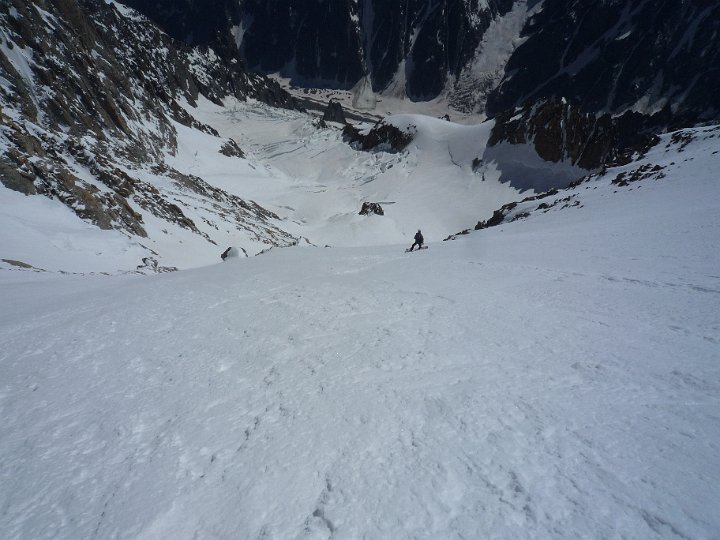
xmin=409 ymin=229 xmax=424 ymax=251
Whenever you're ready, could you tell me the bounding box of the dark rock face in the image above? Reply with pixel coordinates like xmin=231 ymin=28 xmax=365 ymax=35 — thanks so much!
xmin=322 ymin=100 xmax=347 ymax=124
xmin=343 ymin=121 xmax=414 ymax=153
xmin=489 ymin=100 xmax=664 ymax=170
xmin=120 ymin=0 xmax=240 ymax=45
xmin=347 ymin=0 xmax=515 ymax=99
xmin=118 ymin=0 xmax=720 ymax=126
xmin=120 ymin=0 xmax=516 ymax=100
xmin=240 ymin=0 xmax=365 ymax=88
xmin=121 ymin=0 xmax=364 ymax=87
xmin=119 ymin=0 xmax=720 ymax=125
xmin=487 ymin=0 xmax=720 ymax=125
xmin=389 ymin=0 xmax=514 ymax=100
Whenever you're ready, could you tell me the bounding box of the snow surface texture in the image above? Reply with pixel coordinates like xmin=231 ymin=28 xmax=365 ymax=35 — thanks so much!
xmin=1 ymin=128 xmax=719 ymax=538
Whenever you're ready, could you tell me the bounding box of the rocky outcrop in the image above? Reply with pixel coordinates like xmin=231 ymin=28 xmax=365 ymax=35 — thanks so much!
xmin=219 ymin=139 xmax=245 ymax=158
xmin=221 ymin=247 xmax=246 ymax=261
xmin=0 ymin=0 xmax=298 ymax=263
xmin=489 ymin=100 xmax=663 ymax=170
xmin=343 ymin=121 xmax=414 ymax=153
xmin=444 ymin=187 xmax=580 ymax=240
xmin=322 ymin=101 xmax=347 ymax=125
xmin=359 ymin=202 xmax=384 ymax=216
xmin=0 ymin=156 xmax=36 ymax=196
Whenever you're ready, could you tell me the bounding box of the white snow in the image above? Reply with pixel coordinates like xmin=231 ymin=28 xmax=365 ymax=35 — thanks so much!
xmin=177 ymin=97 xmax=576 ymax=251
xmin=351 ymin=75 xmax=377 ymax=111
xmin=102 ymin=0 xmax=146 ymax=22
xmin=615 ymin=30 xmax=633 ymax=41
xmin=0 ymin=34 xmax=36 ymax=95
xmin=1 ymin=121 xmax=719 ymax=538
xmin=451 ymin=0 xmax=538 ymax=116
xmin=0 ymin=187 xmax=147 ymax=273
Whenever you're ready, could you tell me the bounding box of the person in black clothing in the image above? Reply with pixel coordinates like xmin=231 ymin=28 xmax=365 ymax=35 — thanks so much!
xmin=409 ymin=229 xmax=424 ymax=251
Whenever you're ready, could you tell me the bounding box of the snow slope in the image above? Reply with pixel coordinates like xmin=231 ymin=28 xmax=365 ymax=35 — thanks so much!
xmin=0 ymin=0 xmax=584 ymax=274
xmin=0 ymin=0 xmax=298 ymax=274
xmin=1 ymin=89 xmax=582 ymax=271
xmin=184 ymin=98 xmax=582 ymax=250
xmin=0 ymin=186 xmax=149 ymax=274
xmin=1 ymin=128 xmax=718 ymax=538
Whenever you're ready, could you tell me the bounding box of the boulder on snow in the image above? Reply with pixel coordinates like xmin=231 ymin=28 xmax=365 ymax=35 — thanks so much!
xmin=219 ymin=139 xmax=245 ymax=158
xmin=359 ymin=202 xmax=384 ymax=216
xmin=221 ymin=246 xmax=241 ymax=260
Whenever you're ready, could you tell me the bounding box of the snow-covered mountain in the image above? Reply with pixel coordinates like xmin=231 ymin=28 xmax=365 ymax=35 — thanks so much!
xmin=2 ymin=1 xmax=720 ymax=538
xmin=2 ymin=0 xmax=718 ymax=272
xmin=122 ymin=0 xmax=521 ymax=108
xmin=0 ymin=0 xmax=590 ymax=273
xmin=487 ymin=0 xmax=720 ymax=123
xmin=119 ymin=0 xmax=720 ymax=124
xmin=1 ymin=122 xmax=718 ymax=539
xmin=1 ymin=0 xmax=298 ymax=272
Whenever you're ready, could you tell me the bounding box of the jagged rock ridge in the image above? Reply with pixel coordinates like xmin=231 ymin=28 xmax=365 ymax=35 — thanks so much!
xmin=0 ymin=0 xmax=299 ymax=269
xmin=488 ymin=100 xmax=665 ymax=171
xmin=448 ymin=124 xmax=720 ymax=241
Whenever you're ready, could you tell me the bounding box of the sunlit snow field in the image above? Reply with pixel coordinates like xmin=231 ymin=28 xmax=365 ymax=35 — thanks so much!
xmin=2 ymin=132 xmax=719 ymax=537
